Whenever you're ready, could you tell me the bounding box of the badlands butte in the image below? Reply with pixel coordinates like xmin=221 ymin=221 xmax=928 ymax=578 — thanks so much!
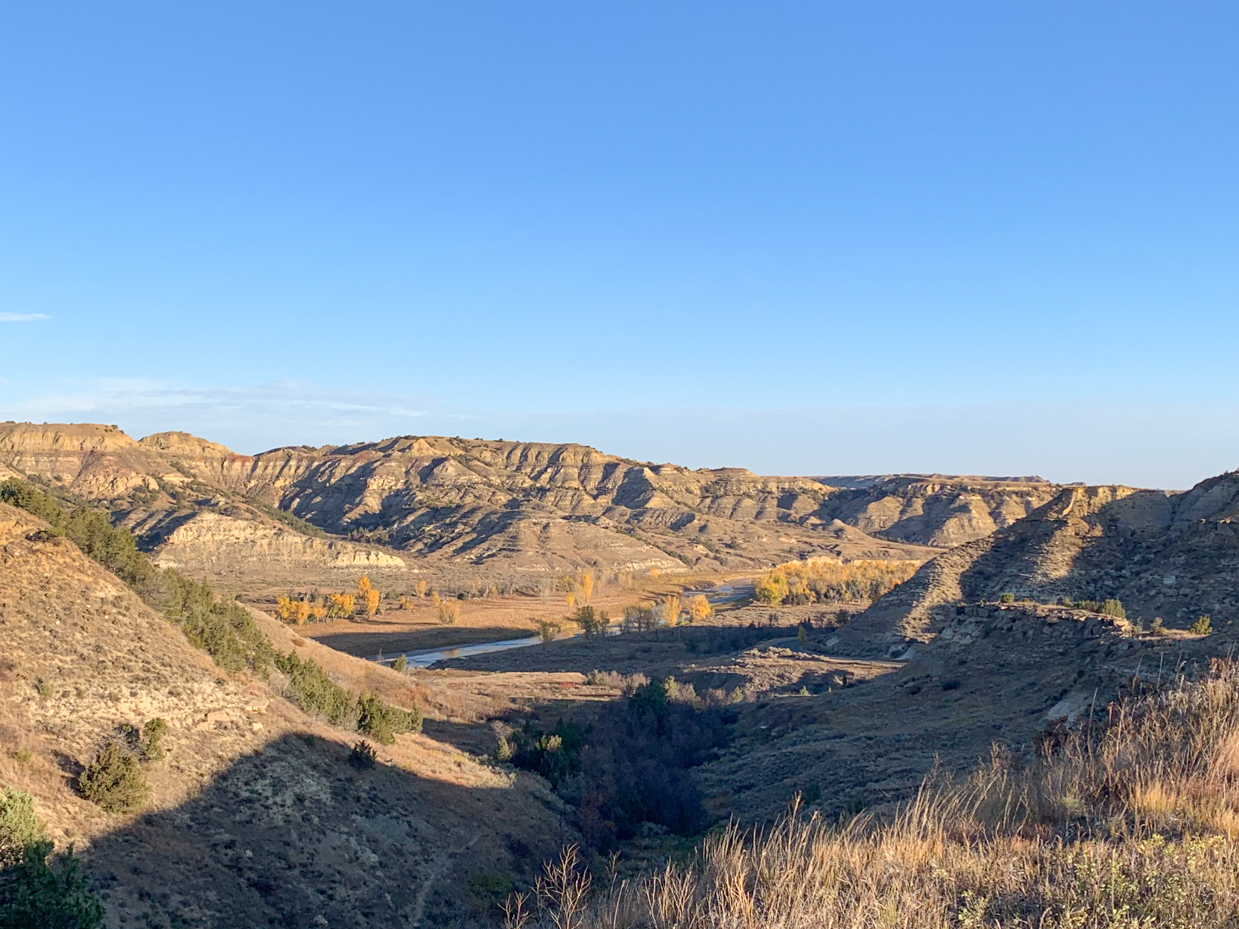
xmin=2 ymin=420 xmax=1239 ymax=927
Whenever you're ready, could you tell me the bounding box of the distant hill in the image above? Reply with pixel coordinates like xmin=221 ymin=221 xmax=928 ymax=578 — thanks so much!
xmin=4 ymin=423 xmax=1055 ymax=587
xmin=0 ymin=423 xmax=1100 ymax=595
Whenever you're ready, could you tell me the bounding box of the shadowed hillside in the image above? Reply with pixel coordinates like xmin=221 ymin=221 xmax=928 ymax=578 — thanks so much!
xmin=0 ymin=500 xmax=571 ymax=927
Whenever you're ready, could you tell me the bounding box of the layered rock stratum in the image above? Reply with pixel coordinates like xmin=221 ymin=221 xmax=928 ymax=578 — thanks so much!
xmin=0 ymin=422 xmax=1068 ymax=590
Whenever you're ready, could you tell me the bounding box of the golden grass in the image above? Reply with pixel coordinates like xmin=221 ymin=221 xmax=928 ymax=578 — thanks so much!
xmin=515 ymin=659 xmax=1239 ymax=928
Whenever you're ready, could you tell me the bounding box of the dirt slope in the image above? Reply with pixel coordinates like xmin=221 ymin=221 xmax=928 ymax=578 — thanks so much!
xmin=0 ymin=501 xmax=572 ymax=927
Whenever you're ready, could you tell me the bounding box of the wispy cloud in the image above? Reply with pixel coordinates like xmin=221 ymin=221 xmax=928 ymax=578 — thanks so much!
xmin=0 ymin=313 xmax=51 ymax=323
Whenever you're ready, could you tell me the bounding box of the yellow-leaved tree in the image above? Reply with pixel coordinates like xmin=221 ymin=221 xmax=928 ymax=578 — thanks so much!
xmin=438 ymin=599 xmax=461 ymax=625
xmin=577 ymin=569 xmax=595 ymax=603
xmin=661 ymin=594 xmax=682 ymax=626
xmin=356 ymin=576 xmax=380 ymax=617
xmin=687 ymin=594 xmax=712 ymax=623
xmin=327 ymin=593 xmax=355 ymax=618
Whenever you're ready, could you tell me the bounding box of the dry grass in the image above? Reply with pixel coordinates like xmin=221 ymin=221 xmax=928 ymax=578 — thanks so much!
xmin=516 ymin=660 xmax=1239 ymax=928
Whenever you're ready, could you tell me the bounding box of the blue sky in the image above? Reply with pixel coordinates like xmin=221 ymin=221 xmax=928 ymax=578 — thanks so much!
xmin=1 ymin=2 xmax=1237 ymax=488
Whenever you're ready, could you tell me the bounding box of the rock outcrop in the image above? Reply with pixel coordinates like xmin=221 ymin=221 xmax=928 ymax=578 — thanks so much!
xmin=841 ymin=473 xmax=1239 ymax=654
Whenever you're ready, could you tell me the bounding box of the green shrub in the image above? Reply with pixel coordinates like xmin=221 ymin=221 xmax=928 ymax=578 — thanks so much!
xmin=274 ymin=653 xmax=422 ymax=741
xmin=1191 ymin=615 xmax=1213 ymax=635
xmin=0 ymin=788 xmax=46 ymax=870
xmin=1072 ymin=597 xmax=1127 ymax=619
xmin=569 ymin=606 xmax=607 ymax=639
xmin=493 ymin=736 xmax=513 ymax=763
xmin=0 ymin=841 xmax=104 ymax=929
xmin=2 ymin=479 xmax=423 ymax=748
xmin=273 ymin=651 xmax=358 ymax=728
xmin=391 ymin=654 xmax=407 ymax=673
xmin=356 ymin=693 xmax=418 ymax=745
xmin=139 ymin=718 xmax=167 ymax=761
xmin=999 ymin=592 xmax=1016 ymax=604
xmin=78 ymin=743 xmax=148 ymax=814
xmin=1100 ymin=598 xmax=1127 ymax=619
xmin=348 ymin=741 xmax=377 ymax=769
xmin=0 ymin=480 xmax=64 ymax=529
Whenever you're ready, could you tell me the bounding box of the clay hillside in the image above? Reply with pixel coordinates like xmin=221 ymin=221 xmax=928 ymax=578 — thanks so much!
xmin=0 ymin=422 xmax=1059 ymax=590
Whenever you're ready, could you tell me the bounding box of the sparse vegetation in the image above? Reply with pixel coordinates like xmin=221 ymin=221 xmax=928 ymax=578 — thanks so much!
xmin=511 ymin=659 xmax=1239 ymax=928
xmin=756 ymin=558 xmax=921 ymax=607
xmin=78 ymin=742 xmax=149 ymax=814
xmin=1192 ymin=614 xmax=1213 ymax=635
xmin=272 ymin=651 xmax=421 ymax=742
xmin=537 ymin=620 xmax=561 ymax=645
xmin=1 ymin=479 xmax=271 ymax=673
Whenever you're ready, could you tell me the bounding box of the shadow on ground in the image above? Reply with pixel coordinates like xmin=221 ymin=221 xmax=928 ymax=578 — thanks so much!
xmin=80 ymin=732 xmax=570 ymax=929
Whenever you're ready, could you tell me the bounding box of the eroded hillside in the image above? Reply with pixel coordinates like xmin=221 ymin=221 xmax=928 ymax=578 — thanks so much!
xmin=837 ymin=473 xmax=1239 ymax=655
xmin=0 ymin=423 xmax=1065 ymax=592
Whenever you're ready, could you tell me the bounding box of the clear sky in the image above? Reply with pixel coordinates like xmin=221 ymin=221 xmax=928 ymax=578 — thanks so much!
xmin=1 ymin=2 xmax=1237 ymax=488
